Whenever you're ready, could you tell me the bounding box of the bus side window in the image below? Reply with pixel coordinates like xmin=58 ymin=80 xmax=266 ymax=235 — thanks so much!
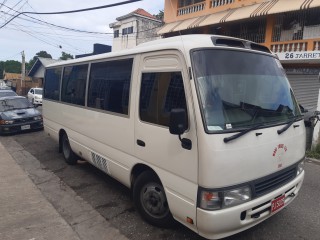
xmin=61 ymin=64 xmax=88 ymax=106
xmin=139 ymin=71 xmax=187 ymax=127
xmin=44 ymin=68 xmax=62 ymax=101
xmin=88 ymin=59 xmax=133 ymax=115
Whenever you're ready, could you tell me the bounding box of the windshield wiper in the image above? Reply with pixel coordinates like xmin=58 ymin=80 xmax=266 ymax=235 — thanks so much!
xmin=224 ymin=123 xmax=265 ymax=143
xmin=277 ymin=115 xmax=303 ymax=135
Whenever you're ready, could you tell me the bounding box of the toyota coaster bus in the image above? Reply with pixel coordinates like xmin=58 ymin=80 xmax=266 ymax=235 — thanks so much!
xmin=43 ymin=35 xmax=305 ymax=239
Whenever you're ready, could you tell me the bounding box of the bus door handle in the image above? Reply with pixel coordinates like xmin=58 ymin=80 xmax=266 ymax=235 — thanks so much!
xmin=137 ymin=139 xmax=146 ymax=147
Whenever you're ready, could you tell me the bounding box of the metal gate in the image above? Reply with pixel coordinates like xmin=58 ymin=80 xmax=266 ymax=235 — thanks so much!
xmin=287 ymin=74 xmax=320 ymax=110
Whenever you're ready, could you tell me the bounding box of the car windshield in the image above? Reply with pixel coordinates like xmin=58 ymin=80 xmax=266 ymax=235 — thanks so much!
xmin=192 ymin=49 xmax=300 ymax=132
xmin=0 ymin=91 xmax=17 ymax=97
xmin=0 ymin=98 xmax=33 ymax=112
xmin=34 ymin=89 xmax=43 ymax=95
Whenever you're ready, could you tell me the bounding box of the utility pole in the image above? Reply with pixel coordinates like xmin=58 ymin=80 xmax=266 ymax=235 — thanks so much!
xmin=21 ymin=51 xmax=25 ymax=95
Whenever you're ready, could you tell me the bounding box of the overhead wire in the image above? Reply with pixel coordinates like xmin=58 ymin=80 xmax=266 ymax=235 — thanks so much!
xmin=0 ymin=0 xmax=142 ymax=29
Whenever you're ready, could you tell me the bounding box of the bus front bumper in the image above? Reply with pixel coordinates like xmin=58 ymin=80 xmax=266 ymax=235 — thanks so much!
xmin=196 ymin=171 xmax=304 ymax=239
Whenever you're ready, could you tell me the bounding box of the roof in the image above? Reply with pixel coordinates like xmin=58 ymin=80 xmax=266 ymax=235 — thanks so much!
xmin=46 ymin=35 xmax=273 ymax=68
xmin=28 ymin=57 xmax=59 ymax=77
xmin=116 ymin=8 xmax=161 ymax=22
xmin=4 ymin=73 xmax=31 ymax=81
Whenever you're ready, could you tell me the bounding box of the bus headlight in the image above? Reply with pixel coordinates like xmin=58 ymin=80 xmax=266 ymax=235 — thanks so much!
xmin=223 ymin=186 xmax=251 ymax=208
xmin=199 ymin=186 xmax=251 ymax=210
xmin=297 ymin=159 xmax=305 ymax=176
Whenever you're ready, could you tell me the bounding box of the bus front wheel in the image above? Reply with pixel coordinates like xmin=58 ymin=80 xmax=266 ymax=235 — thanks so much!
xmin=61 ymin=134 xmax=78 ymax=165
xmin=133 ymin=171 xmax=174 ymax=227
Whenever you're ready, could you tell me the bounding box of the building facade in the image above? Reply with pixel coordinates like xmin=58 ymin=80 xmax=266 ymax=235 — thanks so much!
xmin=160 ymin=0 xmax=320 ymax=147
xmin=110 ymin=8 xmax=163 ymax=51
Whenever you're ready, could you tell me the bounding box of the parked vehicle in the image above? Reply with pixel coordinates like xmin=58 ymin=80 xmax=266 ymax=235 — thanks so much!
xmin=0 ymin=89 xmax=18 ymax=97
xmin=43 ymin=35 xmax=305 ymax=239
xmin=27 ymin=88 xmax=43 ymax=105
xmin=0 ymin=96 xmax=43 ymax=135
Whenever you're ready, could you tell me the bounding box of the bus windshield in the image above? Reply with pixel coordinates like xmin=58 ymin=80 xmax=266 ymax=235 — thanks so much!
xmin=192 ymin=49 xmax=300 ymax=132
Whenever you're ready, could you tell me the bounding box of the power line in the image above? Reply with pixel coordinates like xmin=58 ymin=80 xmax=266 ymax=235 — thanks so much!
xmin=0 ymin=0 xmax=142 ymax=29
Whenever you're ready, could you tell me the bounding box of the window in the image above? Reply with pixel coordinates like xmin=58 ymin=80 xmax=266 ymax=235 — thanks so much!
xmin=114 ymin=30 xmax=119 ymax=38
xmin=44 ymin=68 xmax=62 ymax=100
xmin=88 ymin=59 xmax=133 ymax=115
xmin=127 ymin=26 xmax=134 ymax=34
xmin=122 ymin=27 xmax=134 ymax=36
xmin=139 ymin=72 xmax=187 ymax=127
xmin=178 ymin=0 xmax=204 ymax=7
xmin=61 ymin=64 xmax=88 ymax=106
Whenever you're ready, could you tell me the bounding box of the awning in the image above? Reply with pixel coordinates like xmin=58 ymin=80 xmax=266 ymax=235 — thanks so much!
xmin=225 ymin=3 xmax=265 ymax=22
xmin=252 ymin=0 xmax=317 ymax=16
xmin=197 ymin=10 xmax=231 ymax=27
xmin=174 ymin=17 xmax=201 ymax=32
xmin=310 ymin=0 xmax=320 ymax=7
xmin=157 ymin=21 xmax=181 ymax=35
xmin=268 ymin=0 xmax=312 ymax=14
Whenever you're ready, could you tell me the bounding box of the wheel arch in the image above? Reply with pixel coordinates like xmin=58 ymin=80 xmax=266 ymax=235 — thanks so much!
xmin=130 ymin=163 xmax=159 ymax=190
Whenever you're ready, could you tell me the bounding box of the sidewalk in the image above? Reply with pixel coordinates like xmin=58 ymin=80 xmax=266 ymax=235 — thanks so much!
xmin=0 ymin=138 xmax=128 ymax=240
xmin=0 ymin=142 xmax=81 ymax=240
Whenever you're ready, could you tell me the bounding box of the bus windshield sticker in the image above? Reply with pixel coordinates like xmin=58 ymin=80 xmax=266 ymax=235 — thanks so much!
xmin=208 ymin=126 xmax=223 ymax=131
xmin=226 ymin=123 xmax=232 ymax=129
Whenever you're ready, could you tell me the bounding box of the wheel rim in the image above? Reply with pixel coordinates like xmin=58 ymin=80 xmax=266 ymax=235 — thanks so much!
xmin=140 ymin=182 xmax=169 ymax=219
xmin=62 ymin=136 xmax=70 ymax=159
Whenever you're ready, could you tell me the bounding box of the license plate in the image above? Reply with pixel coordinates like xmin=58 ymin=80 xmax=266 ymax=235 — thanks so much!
xmin=271 ymin=195 xmax=285 ymax=213
xmin=21 ymin=125 xmax=31 ymax=130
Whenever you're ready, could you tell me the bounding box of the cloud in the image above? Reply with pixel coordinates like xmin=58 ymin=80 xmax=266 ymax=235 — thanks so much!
xmin=0 ymin=0 xmax=164 ymax=62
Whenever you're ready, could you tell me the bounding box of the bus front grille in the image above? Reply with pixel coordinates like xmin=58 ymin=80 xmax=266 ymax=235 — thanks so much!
xmin=253 ymin=167 xmax=296 ymax=197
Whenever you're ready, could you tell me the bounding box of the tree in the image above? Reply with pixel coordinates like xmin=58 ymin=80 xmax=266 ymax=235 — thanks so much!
xmin=27 ymin=51 xmax=52 ymax=70
xmin=154 ymin=10 xmax=164 ymax=21
xmin=59 ymin=51 xmax=74 ymax=60
xmin=0 ymin=60 xmax=21 ymax=75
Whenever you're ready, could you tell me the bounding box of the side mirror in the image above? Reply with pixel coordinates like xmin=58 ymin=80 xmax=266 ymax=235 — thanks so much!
xmin=169 ymin=108 xmax=187 ymax=135
xmin=169 ymin=108 xmax=192 ymax=150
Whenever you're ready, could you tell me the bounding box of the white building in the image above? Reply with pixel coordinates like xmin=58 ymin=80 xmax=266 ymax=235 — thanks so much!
xmin=109 ymin=8 xmax=163 ymax=52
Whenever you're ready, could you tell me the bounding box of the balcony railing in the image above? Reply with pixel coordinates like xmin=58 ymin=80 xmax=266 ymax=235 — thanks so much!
xmin=211 ymin=0 xmax=235 ymax=8
xmin=271 ymin=41 xmax=308 ymax=53
xmin=314 ymin=41 xmax=320 ymax=50
xmin=177 ymin=2 xmax=206 ymax=16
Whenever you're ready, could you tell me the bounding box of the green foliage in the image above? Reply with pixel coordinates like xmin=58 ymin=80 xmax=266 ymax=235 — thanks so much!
xmin=59 ymin=51 xmax=74 ymax=60
xmin=0 ymin=60 xmax=22 ymax=75
xmin=27 ymin=51 xmax=52 ymax=70
xmin=153 ymin=10 xmax=164 ymax=21
xmin=306 ymin=144 xmax=320 ymax=159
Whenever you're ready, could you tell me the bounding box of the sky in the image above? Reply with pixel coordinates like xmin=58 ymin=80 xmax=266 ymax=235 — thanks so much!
xmin=0 ymin=0 xmax=165 ymax=62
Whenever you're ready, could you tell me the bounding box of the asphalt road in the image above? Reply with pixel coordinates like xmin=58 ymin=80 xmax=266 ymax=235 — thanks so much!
xmin=1 ymin=128 xmax=320 ymax=240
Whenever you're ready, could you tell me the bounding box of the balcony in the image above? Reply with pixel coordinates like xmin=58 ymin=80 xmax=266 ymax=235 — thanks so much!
xmin=270 ymin=40 xmax=320 ymax=53
xmin=177 ymin=2 xmax=206 ymax=16
xmin=210 ymin=0 xmax=235 ymax=8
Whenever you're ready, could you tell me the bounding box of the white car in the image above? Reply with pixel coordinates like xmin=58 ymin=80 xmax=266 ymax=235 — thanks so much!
xmin=28 ymin=88 xmax=43 ymax=105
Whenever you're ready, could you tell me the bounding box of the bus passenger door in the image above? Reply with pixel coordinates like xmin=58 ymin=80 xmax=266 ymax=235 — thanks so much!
xmin=134 ymin=52 xmax=199 ymax=230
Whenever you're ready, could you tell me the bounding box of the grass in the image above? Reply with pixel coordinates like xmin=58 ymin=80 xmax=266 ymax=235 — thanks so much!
xmin=306 ymin=144 xmax=320 ymax=159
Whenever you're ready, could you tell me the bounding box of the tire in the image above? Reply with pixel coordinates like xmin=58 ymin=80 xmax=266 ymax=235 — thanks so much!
xmin=133 ymin=171 xmax=174 ymax=227
xmin=61 ymin=133 xmax=78 ymax=165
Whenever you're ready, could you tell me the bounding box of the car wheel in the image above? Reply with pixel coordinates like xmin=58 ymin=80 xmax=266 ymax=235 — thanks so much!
xmin=61 ymin=133 xmax=78 ymax=165
xmin=133 ymin=171 xmax=174 ymax=227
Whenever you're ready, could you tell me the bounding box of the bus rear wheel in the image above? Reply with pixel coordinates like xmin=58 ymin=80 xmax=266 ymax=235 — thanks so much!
xmin=133 ymin=171 xmax=174 ymax=227
xmin=61 ymin=133 xmax=78 ymax=165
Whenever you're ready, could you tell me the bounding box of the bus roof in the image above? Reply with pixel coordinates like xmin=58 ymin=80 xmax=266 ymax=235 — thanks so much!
xmin=46 ymin=34 xmax=271 ymax=68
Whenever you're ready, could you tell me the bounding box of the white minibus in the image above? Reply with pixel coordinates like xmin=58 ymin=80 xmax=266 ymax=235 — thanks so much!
xmin=43 ymin=35 xmax=305 ymax=239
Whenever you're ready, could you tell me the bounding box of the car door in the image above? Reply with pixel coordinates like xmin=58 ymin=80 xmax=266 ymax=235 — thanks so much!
xmin=134 ymin=51 xmax=199 ymax=230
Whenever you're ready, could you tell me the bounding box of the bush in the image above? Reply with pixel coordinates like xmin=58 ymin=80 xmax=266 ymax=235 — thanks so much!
xmin=306 ymin=144 xmax=320 ymax=159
